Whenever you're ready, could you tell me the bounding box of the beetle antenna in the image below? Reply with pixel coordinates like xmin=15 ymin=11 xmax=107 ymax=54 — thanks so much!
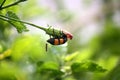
xmin=60 ymin=30 xmax=64 ymax=37
xmin=47 ymin=25 xmax=52 ymax=30
xmin=53 ymin=28 xmax=55 ymax=37
xmin=59 ymin=29 xmax=62 ymax=37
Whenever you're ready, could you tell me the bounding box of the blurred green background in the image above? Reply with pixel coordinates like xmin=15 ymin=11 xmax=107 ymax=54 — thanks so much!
xmin=0 ymin=0 xmax=120 ymax=80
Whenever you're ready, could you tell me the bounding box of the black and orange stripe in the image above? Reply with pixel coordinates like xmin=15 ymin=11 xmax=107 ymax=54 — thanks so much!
xmin=47 ymin=29 xmax=73 ymax=45
xmin=47 ymin=37 xmax=67 ymax=45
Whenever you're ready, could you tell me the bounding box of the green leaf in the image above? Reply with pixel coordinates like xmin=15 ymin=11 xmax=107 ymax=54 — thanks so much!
xmin=65 ymin=52 xmax=79 ymax=62
xmin=11 ymin=35 xmax=46 ymax=62
xmin=37 ymin=61 xmax=59 ymax=71
xmin=6 ymin=11 xmax=29 ymax=33
xmin=71 ymin=61 xmax=107 ymax=73
xmin=0 ymin=61 xmax=22 ymax=80
xmin=45 ymin=25 xmax=63 ymax=37
xmin=37 ymin=61 xmax=64 ymax=79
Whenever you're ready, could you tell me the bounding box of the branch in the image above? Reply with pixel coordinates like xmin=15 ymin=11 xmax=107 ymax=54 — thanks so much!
xmin=0 ymin=0 xmax=6 ymax=8
xmin=0 ymin=14 xmax=62 ymax=37
xmin=0 ymin=0 xmax=27 ymax=10
xmin=0 ymin=14 xmax=46 ymax=31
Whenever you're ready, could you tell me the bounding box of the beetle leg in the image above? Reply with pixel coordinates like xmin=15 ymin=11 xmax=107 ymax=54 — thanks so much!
xmin=46 ymin=43 xmax=48 ymax=52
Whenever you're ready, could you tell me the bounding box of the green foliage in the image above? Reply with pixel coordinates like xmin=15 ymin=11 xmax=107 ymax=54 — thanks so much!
xmin=0 ymin=14 xmax=64 ymax=37
xmin=11 ymin=35 xmax=46 ymax=62
xmin=100 ymin=20 xmax=120 ymax=55
xmin=45 ymin=26 xmax=64 ymax=37
xmin=71 ymin=61 xmax=107 ymax=73
xmin=104 ymin=63 xmax=120 ymax=80
xmin=36 ymin=61 xmax=64 ymax=80
xmin=70 ymin=61 xmax=107 ymax=80
xmin=0 ymin=61 xmax=25 ymax=80
xmin=6 ymin=11 xmax=29 ymax=33
xmin=0 ymin=0 xmax=67 ymax=38
xmin=0 ymin=0 xmax=119 ymax=80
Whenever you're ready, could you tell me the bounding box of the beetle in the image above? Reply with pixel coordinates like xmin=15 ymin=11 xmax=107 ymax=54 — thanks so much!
xmin=46 ymin=28 xmax=73 ymax=51
xmin=47 ymin=34 xmax=67 ymax=45
xmin=47 ymin=29 xmax=73 ymax=45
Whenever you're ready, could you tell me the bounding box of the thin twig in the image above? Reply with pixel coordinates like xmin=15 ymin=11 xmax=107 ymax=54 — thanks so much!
xmin=0 ymin=14 xmax=63 ymax=38
xmin=0 ymin=14 xmax=46 ymax=31
xmin=0 ymin=16 xmax=8 ymax=22
xmin=0 ymin=0 xmax=26 ymax=10
xmin=0 ymin=0 xmax=6 ymax=8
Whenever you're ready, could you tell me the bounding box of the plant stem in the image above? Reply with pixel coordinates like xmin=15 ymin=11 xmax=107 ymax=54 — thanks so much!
xmin=0 ymin=0 xmax=6 ymax=9
xmin=0 ymin=14 xmax=62 ymax=37
xmin=0 ymin=16 xmax=9 ymax=22
xmin=0 ymin=0 xmax=26 ymax=10
xmin=0 ymin=14 xmax=46 ymax=31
